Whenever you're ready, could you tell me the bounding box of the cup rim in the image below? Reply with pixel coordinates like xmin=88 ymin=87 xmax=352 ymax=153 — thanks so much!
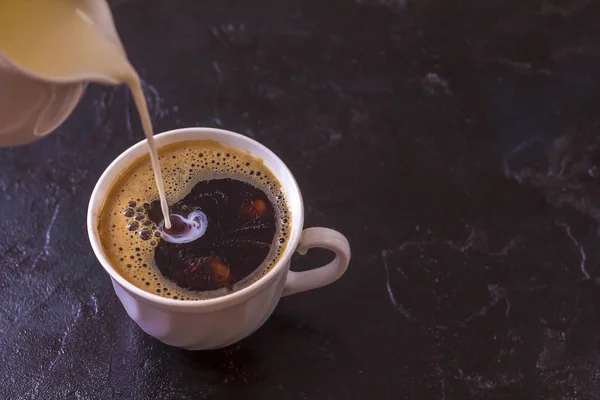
xmin=87 ymin=127 xmax=304 ymax=311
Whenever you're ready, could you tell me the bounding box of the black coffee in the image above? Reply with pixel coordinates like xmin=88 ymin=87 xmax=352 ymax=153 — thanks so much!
xmin=147 ymin=178 xmax=276 ymax=292
xmin=97 ymin=140 xmax=290 ymax=301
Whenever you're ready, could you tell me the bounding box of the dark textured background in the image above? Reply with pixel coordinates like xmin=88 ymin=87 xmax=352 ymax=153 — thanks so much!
xmin=3 ymin=0 xmax=600 ymax=398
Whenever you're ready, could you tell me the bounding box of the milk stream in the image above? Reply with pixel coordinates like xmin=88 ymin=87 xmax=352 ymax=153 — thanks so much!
xmin=0 ymin=0 xmax=172 ymax=228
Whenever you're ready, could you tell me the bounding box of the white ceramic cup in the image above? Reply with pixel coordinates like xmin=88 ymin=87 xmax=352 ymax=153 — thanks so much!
xmin=87 ymin=127 xmax=351 ymax=350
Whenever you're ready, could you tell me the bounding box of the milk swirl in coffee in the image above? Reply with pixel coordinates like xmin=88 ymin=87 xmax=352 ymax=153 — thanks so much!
xmin=97 ymin=141 xmax=291 ymax=300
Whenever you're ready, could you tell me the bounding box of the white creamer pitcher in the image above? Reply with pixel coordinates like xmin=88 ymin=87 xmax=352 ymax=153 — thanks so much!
xmin=0 ymin=0 xmax=125 ymax=146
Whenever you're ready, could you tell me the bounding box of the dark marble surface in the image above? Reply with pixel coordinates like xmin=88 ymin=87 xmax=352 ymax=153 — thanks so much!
xmin=2 ymin=0 xmax=600 ymax=398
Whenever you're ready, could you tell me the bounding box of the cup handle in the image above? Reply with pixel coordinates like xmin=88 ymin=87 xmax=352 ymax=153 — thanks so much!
xmin=282 ymin=227 xmax=351 ymax=297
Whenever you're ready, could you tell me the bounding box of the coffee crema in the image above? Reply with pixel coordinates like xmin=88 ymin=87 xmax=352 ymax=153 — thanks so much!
xmin=97 ymin=140 xmax=291 ymax=300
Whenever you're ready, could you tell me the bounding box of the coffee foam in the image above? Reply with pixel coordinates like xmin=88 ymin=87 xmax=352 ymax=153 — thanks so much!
xmin=97 ymin=140 xmax=291 ymax=300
